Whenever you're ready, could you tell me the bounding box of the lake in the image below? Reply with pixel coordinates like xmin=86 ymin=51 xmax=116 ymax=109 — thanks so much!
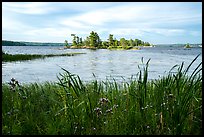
xmin=2 ymin=45 xmax=202 ymax=84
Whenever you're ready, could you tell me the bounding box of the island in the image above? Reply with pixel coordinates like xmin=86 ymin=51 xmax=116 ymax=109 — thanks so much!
xmin=64 ymin=31 xmax=152 ymax=50
xmin=184 ymin=43 xmax=191 ymax=48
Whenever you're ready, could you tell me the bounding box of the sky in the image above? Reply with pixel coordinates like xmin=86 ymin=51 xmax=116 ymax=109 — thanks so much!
xmin=2 ymin=2 xmax=202 ymax=44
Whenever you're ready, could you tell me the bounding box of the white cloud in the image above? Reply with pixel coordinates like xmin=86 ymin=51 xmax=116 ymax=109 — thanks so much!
xmin=2 ymin=2 xmax=57 ymax=15
xmin=2 ymin=2 xmax=202 ymax=43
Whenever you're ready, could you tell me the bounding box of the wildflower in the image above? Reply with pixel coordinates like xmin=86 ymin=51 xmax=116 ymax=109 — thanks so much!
xmin=168 ymin=94 xmax=174 ymax=98
xmin=7 ymin=112 xmax=11 ymax=116
xmin=8 ymin=81 xmax=15 ymax=86
xmin=94 ymin=107 xmax=102 ymax=116
xmin=141 ymin=107 xmax=144 ymax=110
xmin=11 ymin=78 xmax=15 ymax=82
xmin=10 ymin=87 xmax=16 ymax=92
xmin=14 ymin=109 xmax=19 ymax=113
xmin=168 ymin=94 xmax=173 ymax=97
xmin=106 ymin=108 xmax=113 ymax=114
xmin=99 ymin=98 xmax=109 ymax=106
xmin=147 ymin=126 xmax=150 ymax=129
xmin=14 ymin=80 xmax=20 ymax=86
xmin=22 ymin=96 xmax=27 ymax=99
xmin=94 ymin=107 xmax=101 ymax=112
xmin=92 ymin=127 xmax=96 ymax=131
xmin=113 ymin=104 xmax=119 ymax=109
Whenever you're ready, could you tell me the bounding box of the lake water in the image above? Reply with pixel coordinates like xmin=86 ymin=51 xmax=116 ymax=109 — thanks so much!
xmin=2 ymin=45 xmax=202 ymax=84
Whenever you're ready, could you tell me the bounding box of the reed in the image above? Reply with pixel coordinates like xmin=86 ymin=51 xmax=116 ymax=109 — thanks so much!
xmin=2 ymin=55 xmax=202 ymax=135
xmin=2 ymin=51 xmax=85 ymax=62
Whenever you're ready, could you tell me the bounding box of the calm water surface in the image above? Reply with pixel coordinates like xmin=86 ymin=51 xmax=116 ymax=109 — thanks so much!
xmin=2 ymin=45 xmax=202 ymax=83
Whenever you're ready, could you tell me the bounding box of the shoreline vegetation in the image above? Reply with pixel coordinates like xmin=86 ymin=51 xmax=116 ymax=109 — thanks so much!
xmin=2 ymin=55 xmax=202 ymax=135
xmin=2 ymin=40 xmax=64 ymax=46
xmin=2 ymin=51 xmax=85 ymax=62
xmin=64 ymin=31 xmax=153 ymax=50
xmin=184 ymin=43 xmax=191 ymax=48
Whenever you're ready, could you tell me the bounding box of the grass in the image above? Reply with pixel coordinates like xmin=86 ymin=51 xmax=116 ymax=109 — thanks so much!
xmin=2 ymin=55 xmax=202 ymax=135
xmin=2 ymin=51 xmax=85 ymax=62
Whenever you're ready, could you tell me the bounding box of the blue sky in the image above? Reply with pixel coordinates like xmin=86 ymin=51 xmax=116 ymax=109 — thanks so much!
xmin=2 ymin=2 xmax=202 ymax=44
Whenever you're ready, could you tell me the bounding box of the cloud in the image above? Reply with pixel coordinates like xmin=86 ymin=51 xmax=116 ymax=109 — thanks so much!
xmin=2 ymin=2 xmax=57 ymax=15
xmin=2 ymin=2 xmax=202 ymax=43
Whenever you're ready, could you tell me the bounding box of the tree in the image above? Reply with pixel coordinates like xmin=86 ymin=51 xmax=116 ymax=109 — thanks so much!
xmin=64 ymin=40 xmax=68 ymax=47
xmin=84 ymin=37 xmax=90 ymax=47
xmin=108 ymin=34 xmax=114 ymax=47
xmin=76 ymin=36 xmax=80 ymax=46
xmin=71 ymin=34 xmax=77 ymax=46
xmin=89 ymin=31 xmax=96 ymax=47
xmin=95 ymin=32 xmax=100 ymax=48
xmin=89 ymin=31 xmax=101 ymax=48
xmin=134 ymin=39 xmax=139 ymax=46
xmin=102 ymin=41 xmax=109 ymax=48
xmin=114 ymin=39 xmax=119 ymax=47
xmin=144 ymin=42 xmax=150 ymax=46
xmin=129 ymin=39 xmax=134 ymax=47
xmin=79 ymin=37 xmax=83 ymax=46
xmin=119 ymin=38 xmax=127 ymax=48
xmin=137 ymin=39 xmax=143 ymax=46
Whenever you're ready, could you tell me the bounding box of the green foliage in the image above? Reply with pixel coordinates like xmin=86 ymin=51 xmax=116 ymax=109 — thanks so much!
xmin=119 ymin=38 xmax=128 ymax=48
xmin=2 ymin=52 xmax=85 ymax=62
xmin=144 ymin=42 xmax=151 ymax=46
xmin=2 ymin=40 xmax=27 ymax=46
xmin=185 ymin=43 xmax=191 ymax=48
xmin=129 ymin=39 xmax=135 ymax=47
xmin=108 ymin=34 xmax=114 ymax=47
xmin=64 ymin=40 xmax=69 ymax=47
xmin=2 ymin=40 xmax=64 ymax=46
xmin=68 ymin=31 xmax=151 ymax=49
xmin=71 ymin=34 xmax=77 ymax=47
xmin=2 ymin=56 xmax=202 ymax=135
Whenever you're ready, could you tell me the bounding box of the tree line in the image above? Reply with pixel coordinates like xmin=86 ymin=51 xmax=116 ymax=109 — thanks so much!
xmin=65 ymin=31 xmax=151 ymax=49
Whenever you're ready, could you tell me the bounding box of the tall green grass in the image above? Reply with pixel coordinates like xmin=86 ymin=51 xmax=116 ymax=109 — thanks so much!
xmin=2 ymin=51 xmax=85 ymax=62
xmin=2 ymin=55 xmax=202 ymax=135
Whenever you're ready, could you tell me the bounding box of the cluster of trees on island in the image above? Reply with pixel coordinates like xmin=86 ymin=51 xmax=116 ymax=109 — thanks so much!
xmin=65 ymin=31 xmax=151 ymax=49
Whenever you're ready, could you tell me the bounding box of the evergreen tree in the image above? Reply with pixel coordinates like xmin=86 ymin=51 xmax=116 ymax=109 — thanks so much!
xmin=108 ymin=34 xmax=114 ymax=47
xmin=114 ymin=39 xmax=119 ymax=47
xmin=64 ymin=40 xmax=68 ymax=47
xmin=129 ymin=39 xmax=134 ymax=47
xmin=102 ymin=41 xmax=108 ymax=48
xmin=71 ymin=34 xmax=77 ymax=46
xmin=144 ymin=42 xmax=150 ymax=46
xmin=89 ymin=31 xmax=96 ymax=47
xmin=134 ymin=39 xmax=139 ymax=46
xmin=76 ymin=36 xmax=79 ymax=46
xmin=84 ymin=37 xmax=90 ymax=47
xmin=119 ymin=38 xmax=127 ymax=48
xmin=79 ymin=37 xmax=83 ymax=46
